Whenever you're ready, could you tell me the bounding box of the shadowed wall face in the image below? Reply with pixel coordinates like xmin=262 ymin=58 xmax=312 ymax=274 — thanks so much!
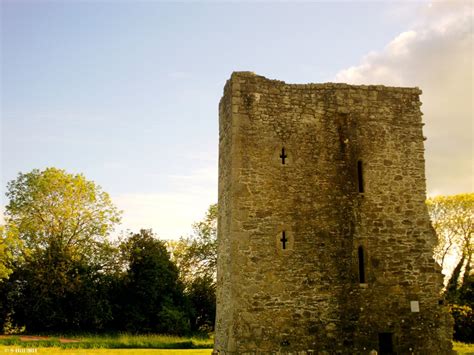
xmin=215 ymin=72 xmax=452 ymax=354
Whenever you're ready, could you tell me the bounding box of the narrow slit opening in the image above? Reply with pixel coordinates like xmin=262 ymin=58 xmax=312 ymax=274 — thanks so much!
xmin=280 ymin=231 xmax=288 ymax=250
xmin=280 ymin=147 xmax=287 ymax=165
xmin=357 ymin=160 xmax=364 ymax=193
xmin=358 ymin=246 xmax=366 ymax=283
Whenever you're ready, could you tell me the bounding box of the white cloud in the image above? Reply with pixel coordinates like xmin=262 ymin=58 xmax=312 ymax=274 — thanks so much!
xmin=335 ymin=1 xmax=473 ymax=195
xmin=112 ymin=165 xmax=217 ymax=240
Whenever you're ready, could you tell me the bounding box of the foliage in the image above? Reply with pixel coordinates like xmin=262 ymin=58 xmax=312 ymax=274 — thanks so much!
xmin=0 ymin=225 xmax=22 ymax=281
xmin=4 ymin=167 xmax=121 ymax=262
xmin=428 ymin=194 xmax=473 ymax=342
xmin=1 ymin=246 xmax=117 ymax=332
xmin=449 ymin=304 xmax=474 ymax=343
xmin=187 ymin=275 xmax=216 ymax=333
xmin=172 ymin=204 xmax=217 ymax=284
xmin=116 ymin=230 xmax=189 ymax=334
xmin=0 ymin=168 xmax=218 ymax=335
xmin=0 ymin=168 xmax=122 ymax=333
xmin=427 ymin=193 xmax=473 ymax=281
xmin=169 ymin=204 xmax=217 ymax=331
xmin=457 ymin=273 xmax=474 ymax=307
xmin=158 ymin=306 xmax=192 ymax=336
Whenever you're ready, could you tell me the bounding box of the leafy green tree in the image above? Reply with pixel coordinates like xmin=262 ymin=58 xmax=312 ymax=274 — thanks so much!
xmin=172 ymin=204 xmax=217 ymax=284
xmin=117 ymin=229 xmax=189 ymax=334
xmin=1 ymin=167 xmax=122 ymax=332
xmin=449 ymin=303 xmax=474 ymax=342
xmin=4 ymin=167 xmax=121 ymax=261
xmin=187 ymin=275 xmax=216 ymax=333
xmin=170 ymin=204 xmax=217 ymax=331
xmin=427 ymin=193 xmax=473 ymax=295
xmin=0 ymin=225 xmax=22 ymax=281
xmin=427 ymin=193 xmax=473 ymax=342
xmin=5 ymin=246 xmax=116 ymax=332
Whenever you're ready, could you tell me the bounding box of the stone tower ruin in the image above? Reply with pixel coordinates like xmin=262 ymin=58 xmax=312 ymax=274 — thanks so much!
xmin=214 ymin=72 xmax=452 ymax=354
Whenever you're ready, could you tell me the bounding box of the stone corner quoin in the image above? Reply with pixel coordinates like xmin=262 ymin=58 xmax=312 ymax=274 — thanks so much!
xmin=214 ymin=72 xmax=453 ymax=354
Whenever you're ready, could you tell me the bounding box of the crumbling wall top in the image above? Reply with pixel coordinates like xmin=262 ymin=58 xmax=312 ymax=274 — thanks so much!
xmin=229 ymin=71 xmax=422 ymax=95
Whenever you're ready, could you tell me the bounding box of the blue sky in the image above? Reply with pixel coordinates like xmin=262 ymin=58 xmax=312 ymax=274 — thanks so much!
xmin=1 ymin=1 xmax=472 ymax=239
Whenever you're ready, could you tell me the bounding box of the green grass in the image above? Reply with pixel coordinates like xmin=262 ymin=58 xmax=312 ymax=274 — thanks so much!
xmin=453 ymin=341 xmax=474 ymax=354
xmin=1 ymin=337 xmax=472 ymax=353
xmin=0 ymin=347 xmax=212 ymax=355
xmin=0 ymin=333 xmax=213 ymax=350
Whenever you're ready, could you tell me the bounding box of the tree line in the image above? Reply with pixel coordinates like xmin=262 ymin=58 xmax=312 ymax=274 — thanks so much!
xmin=427 ymin=193 xmax=473 ymax=342
xmin=0 ymin=168 xmax=216 ymax=335
xmin=0 ymin=168 xmax=472 ymax=342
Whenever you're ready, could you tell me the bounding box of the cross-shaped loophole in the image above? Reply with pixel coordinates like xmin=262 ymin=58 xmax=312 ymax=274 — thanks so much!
xmin=280 ymin=231 xmax=288 ymax=250
xmin=280 ymin=147 xmax=287 ymax=164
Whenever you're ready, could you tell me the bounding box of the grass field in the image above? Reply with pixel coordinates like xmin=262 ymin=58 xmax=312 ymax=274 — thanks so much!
xmin=1 ymin=338 xmax=472 ymax=353
xmin=0 ymin=348 xmax=212 ymax=354
xmin=453 ymin=341 xmax=474 ymax=354
xmin=0 ymin=334 xmax=213 ymax=350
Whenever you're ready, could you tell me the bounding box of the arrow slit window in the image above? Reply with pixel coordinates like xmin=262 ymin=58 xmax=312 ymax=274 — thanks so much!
xmin=358 ymin=246 xmax=366 ymax=283
xmin=357 ymin=160 xmax=364 ymax=193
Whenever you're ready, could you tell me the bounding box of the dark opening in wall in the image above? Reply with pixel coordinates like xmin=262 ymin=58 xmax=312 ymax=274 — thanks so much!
xmin=280 ymin=147 xmax=287 ymax=164
xmin=280 ymin=231 xmax=288 ymax=250
xmin=378 ymin=333 xmax=394 ymax=354
xmin=357 ymin=160 xmax=364 ymax=193
xmin=358 ymin=246 xmax=366 ymax=283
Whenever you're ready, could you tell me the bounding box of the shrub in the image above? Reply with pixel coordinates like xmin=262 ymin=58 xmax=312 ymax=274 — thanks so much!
xmin=450 ymin=304 xmax=474 ymax=343
xmin=158 ymin=305 xmax=191 ymax=335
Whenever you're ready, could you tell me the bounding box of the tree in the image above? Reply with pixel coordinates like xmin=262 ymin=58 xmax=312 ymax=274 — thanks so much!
xmin=1 ymin=167 xmax=122 ymax=332
xmin=170 ymin=204 xmax=217 ymax=331
xmin=449 ymin=303 xmax=473 ymax=342
xmin=4 ymin=167 xmax=121 ymax=263
xmin=117 ymin=229 xmax=189 ymax=334
xmin=4 ymin=246 xmax=117 ymax=332
xmin=427 ymin=193 xmax=473 ymax=294
xmin=172 ymin=203 xmax=217 ymax=284
xmin=0 ymin=225 xmax=22 ymax=281
xmin=427 ymin=193 xmax=473 ymax=341
xmin=187 ymin=275 xmax=216 ymax=333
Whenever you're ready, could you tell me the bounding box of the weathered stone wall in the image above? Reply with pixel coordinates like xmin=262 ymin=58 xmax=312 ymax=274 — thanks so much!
xmin=215 ymin=72 xmax=452 ymax=354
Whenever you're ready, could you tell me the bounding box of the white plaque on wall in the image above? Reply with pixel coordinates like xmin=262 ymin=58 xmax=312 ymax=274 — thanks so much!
xmin=410 ymin=300 xmax=420 ymax=312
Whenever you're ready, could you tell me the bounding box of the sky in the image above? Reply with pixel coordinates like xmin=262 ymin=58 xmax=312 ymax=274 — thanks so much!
xmin=1 ymin=0 xmax=472 ymax=240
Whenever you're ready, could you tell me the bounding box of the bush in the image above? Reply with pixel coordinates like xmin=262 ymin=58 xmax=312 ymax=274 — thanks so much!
xmin=450 ymin=304 xmax=474 ymax=343
xmin=158 ymin=305 xmax=191 ymax=335
xmin=187 ymin=276 xmax=216 ymax=332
